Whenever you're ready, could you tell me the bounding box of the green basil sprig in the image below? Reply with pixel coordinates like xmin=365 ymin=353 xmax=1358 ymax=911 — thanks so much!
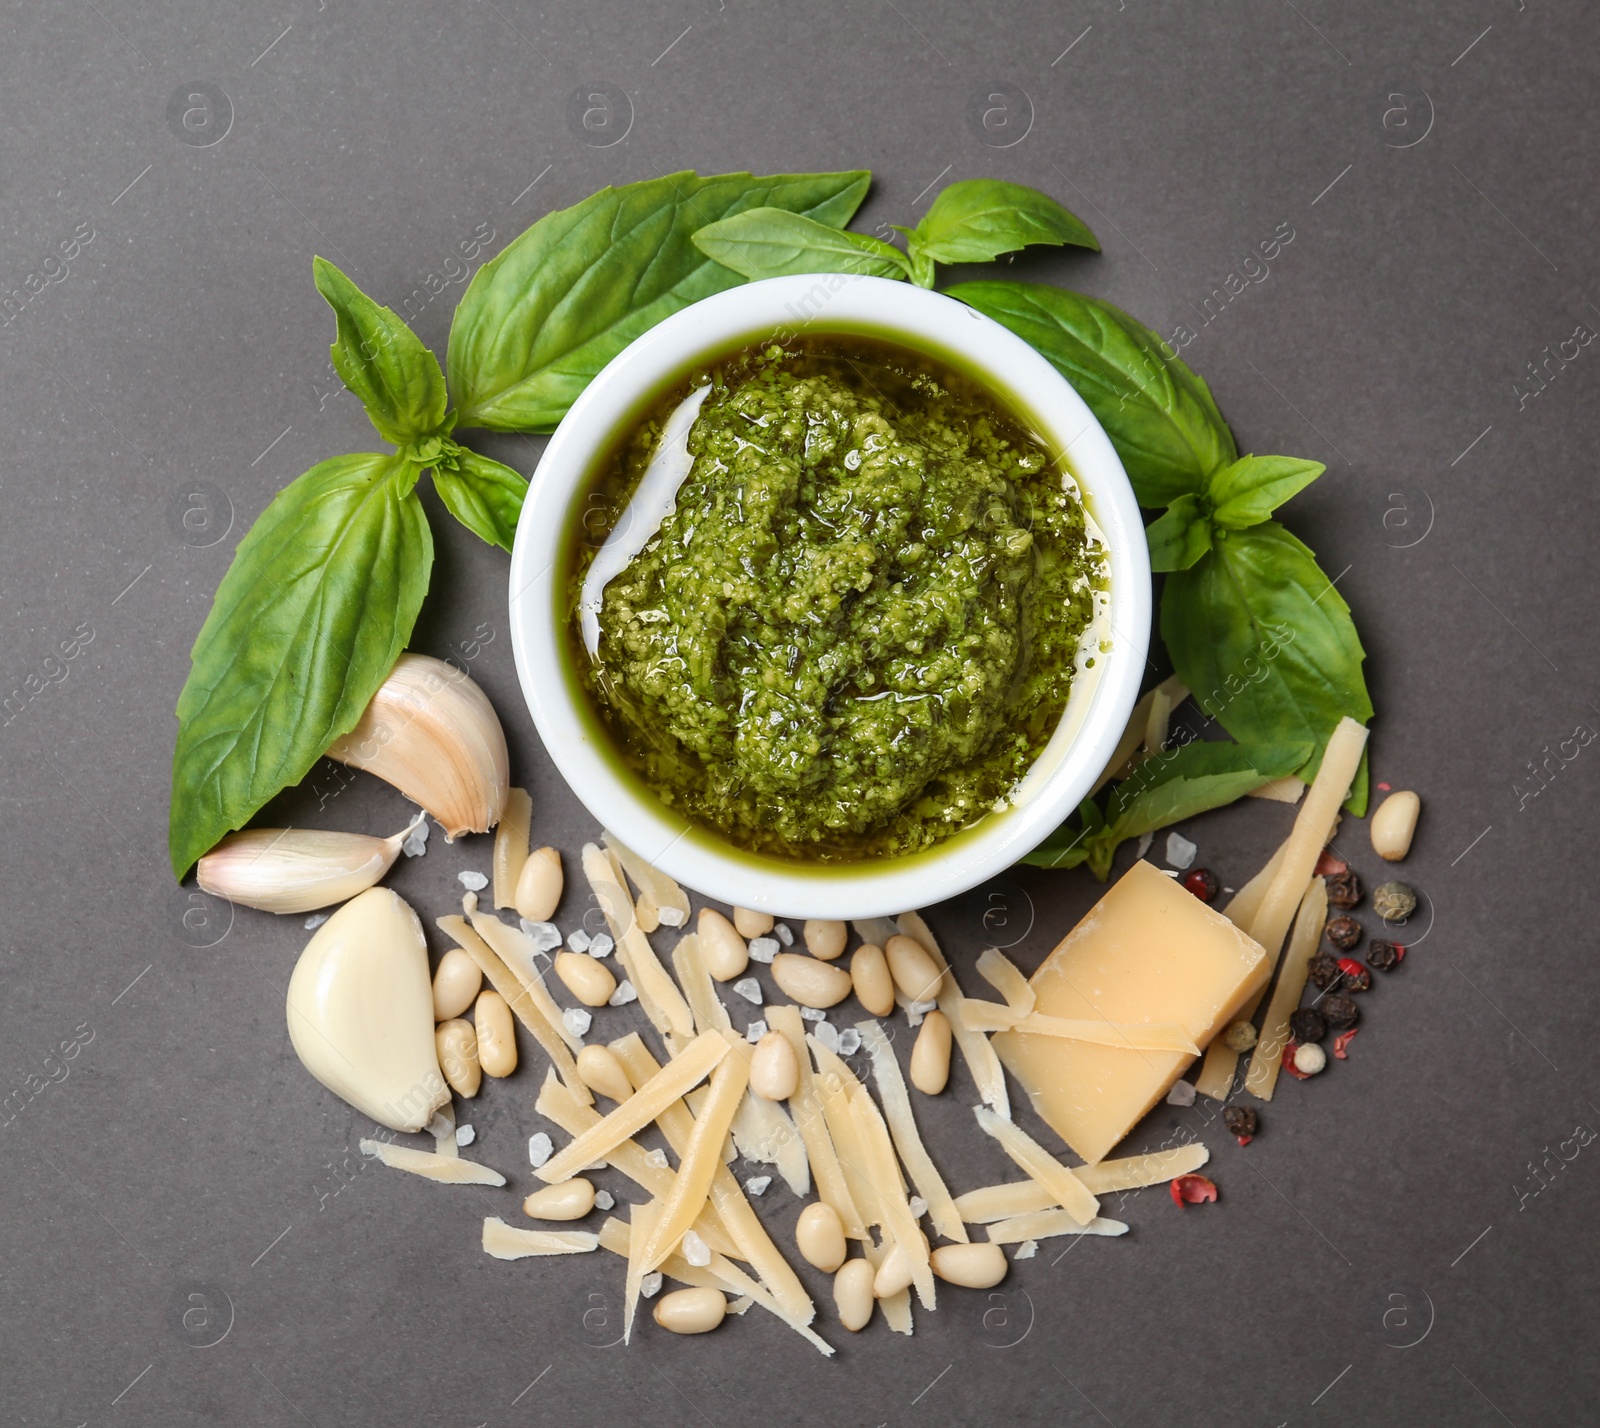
xmin=690 ymin=178 xmax=1096 ymax=290
xmin=1022 ymin=739 xmax=1311 ymax=879
xmin=449 ymin=169 xmax=871 ymax=431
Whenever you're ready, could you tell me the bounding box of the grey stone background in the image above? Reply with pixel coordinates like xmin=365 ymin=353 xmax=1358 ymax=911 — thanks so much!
xmin=2 ymin=0 xmax=1596 ymax=1423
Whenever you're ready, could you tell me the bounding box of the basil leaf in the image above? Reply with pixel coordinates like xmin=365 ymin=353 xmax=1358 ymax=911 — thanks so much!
xmin=1208 ymin=454 xmax=1325 ymax=530
xmin=1145 ymin=493 xmax=1212 ymax=572
xmin=947 ymin=281 xmax=1237 ymax=508
xmin=169 ymin=453 xmax=432 ymax=876
xmin=691 ymin=208 xmax=911 ymax=281
xmin=432 ymin=448 xmax=527 ymax=553
xmin=314 ymin=258 xmax=448 ymax=446
xmin=1019 ymin=796 xmax=1103 ymax=870
xmin=1079 ymin=739 xmax=1313 ymax=880
xmin=1160 ymin=522 xmax=1372 ymax=803
xmin=449 ymin=169 xmax=871 ymax=431
xmin=908 ymin=179 xmax=1098 ymax=265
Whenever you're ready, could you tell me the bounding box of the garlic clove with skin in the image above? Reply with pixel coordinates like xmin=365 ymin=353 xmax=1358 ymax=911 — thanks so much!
xmin=196 ymin=814 xmax=423 ymax=915
xmin=286 ymin=887 xmax=448 ymax=1133
xmin=325 ymin=654 xmax=509 ymax=839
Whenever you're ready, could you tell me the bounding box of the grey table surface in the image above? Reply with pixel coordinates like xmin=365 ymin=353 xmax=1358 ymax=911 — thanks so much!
xmin=3 ymin=1 xmax=1597 ymax=1423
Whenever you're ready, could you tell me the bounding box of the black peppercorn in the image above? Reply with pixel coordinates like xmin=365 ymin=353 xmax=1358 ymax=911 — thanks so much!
xmin=1223 ymin=1105 xmax=1257 ymax=1137
xmin=1325 ymin=869 xmax=1362 ymax=909
xmin=1325 ymin=915 xmax=1362 ymax=951
xmin=1289 ymin=1007 xmax=1327 ymax=1043
xmin=1322 ymin=994 xmax=1360 ymax=1031
xmin=1307 ymin=952 xmax=1342 ymax=990
xmin=1340 ymin=963 xmax=1372 ymax=993
xmin=1182 ymin=867 xmax=1220 ymax=903
xmin=1368 ymin=940 xmax=1403 ymax=972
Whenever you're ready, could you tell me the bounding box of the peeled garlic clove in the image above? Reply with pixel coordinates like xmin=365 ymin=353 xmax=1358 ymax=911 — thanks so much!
xmin=325 ymin=654 xmax=509 ymax=839
xmin=286 ymin=887 xmax=448 ymax=1132
xmin=196 ymin=816 xmax=420 ymax=915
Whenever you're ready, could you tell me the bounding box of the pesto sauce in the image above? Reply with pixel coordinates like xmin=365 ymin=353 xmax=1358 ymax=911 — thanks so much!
xmin=571 ymin=336 xmax=1101 ymax=861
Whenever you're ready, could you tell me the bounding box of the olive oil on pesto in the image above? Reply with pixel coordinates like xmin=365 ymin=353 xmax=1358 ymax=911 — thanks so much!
xmin=570 ymin=335 xmax=1102 ymax=862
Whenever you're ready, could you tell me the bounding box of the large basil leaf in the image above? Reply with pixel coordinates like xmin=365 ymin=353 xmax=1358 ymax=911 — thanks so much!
xmin=169 ymin=454 xmax=432 ymax=876
xmin=691 ymin=208 xmax=911 ymax=281
xmin=1208 ymin=454 xmax=1324 ymax=530
xmin=1160 ymin=522 xmax=1371 ymax=807
xmin=449 ymin=169 xmax=871 ymax=431
xmin=432 ymin=448 xmax=527 ymax=553
xmin=907 ymin=179 xmax=1097 ymax=265
xmin=947 ymin=281 xmax=1236 ymax=508
xmin=1021 ymin=795 xmax=1104 ymax=870
xmin=314 ymin=258 xmax=448 ymax=446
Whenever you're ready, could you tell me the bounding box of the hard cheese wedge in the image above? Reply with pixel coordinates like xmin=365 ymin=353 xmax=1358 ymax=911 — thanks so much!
xmin=992 ymin=860 xmax=1269 ymax=1164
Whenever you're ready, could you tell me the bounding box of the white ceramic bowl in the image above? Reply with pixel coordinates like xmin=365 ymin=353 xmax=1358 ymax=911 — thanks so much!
xmin=508 ymin=274 xmax=1149 ymax=918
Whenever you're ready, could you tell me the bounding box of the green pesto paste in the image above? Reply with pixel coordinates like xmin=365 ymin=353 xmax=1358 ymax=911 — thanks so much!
xmin=573 ymin=337 xmax=1102 ymax=860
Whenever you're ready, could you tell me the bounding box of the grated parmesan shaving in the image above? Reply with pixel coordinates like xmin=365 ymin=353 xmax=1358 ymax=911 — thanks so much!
xmin=359 ymin=1139 xmax=505 ymax=1186
xmin=482 ymin=1217 xmax=597 ymax=1260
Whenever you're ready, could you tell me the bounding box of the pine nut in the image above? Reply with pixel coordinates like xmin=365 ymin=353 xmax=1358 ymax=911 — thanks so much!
xmin=885 ymin=934 xmax=945 ymax=1003
xmin=931 ymin=1241 xmax=1007 ymax=1288
xmin=749 ymin=1030 xmax=799 ymax=1101
xmin=834 ymin=1258 xmax=876 ymax=1331
xmin=576 ymin=1044 xmax=634 ymax=1103
xmin=1370 ymin=790 xmax=1420 ymax=861
xmin=795 ymin=1202 xmax=847 ymax=1271
xmin=732 ymin=906 xmax=773 ymax=938
xmin=910 ymin=1009 xmax=952 ymax=1095
xmin=554 ymin=950 xmax=616 ymax=1008
xmin=513 ymin=845 xmax=563 ymax=922
xmin=522 ymin=1178 xmax=596 ymax=1221
xmin=771 ymin=953 xmax=853 ymax=1009
xmin=653 ymin=1286 xmax=727 ymax=1335
xmin=872 ymin=1238 xmax=921 ymax=1298
xmin=850 ymin=944 xmax=895 ymax=1017
xmin=698 ymin=908 xmax=749 ymax=982
xmin=432 ymin=946 xmax=483 ymax=1021
xmin=474 ymin=989 xmax=517 ymax=1077
xmin=434 ymin=1018 xmax=481 ymax=1098
xmin=803 ymin=919 xmax=847 ymax=961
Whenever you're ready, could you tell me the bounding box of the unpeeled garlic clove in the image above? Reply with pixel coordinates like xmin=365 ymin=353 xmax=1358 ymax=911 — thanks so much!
xmin=286 ymin=887 xmax=448 ymax=1132
xmin=196 ymin=815 xmax=421 ymax=915
xmin=325 ymin=654 xmax=509 ymax=839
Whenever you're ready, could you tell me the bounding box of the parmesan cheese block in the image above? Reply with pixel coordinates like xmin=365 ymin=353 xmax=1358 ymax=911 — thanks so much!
xmin=992 ymin=860 xmax=1269 ymax=1164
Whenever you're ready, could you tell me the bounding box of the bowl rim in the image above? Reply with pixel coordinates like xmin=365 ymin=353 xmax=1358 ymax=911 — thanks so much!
xmin=507 ymin=274 xmax=1150 ymax=918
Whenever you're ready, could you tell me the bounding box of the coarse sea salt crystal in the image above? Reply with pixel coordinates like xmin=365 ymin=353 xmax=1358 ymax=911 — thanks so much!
xmin=1166 ymin=1079 xmax=1197 ymax=1107
xmin=681 ymin=1229 xmax=711 ymax=1267
xmin=303 ymin=913 xmax=329 ymax=931
xmin=908 ymin=1196 xmax=928 ymax=1219
xmin=594 ymin=1190 xmax=615 ymax=1211
xmin=520 ymin=919 xmax=562 ymax=952
xmin=1166 ymin=831 xmax=1198 ymax=869
xmin=587 ymin=933 xmax=614 ymax=959
xmin=906 ymin=998 xmax=937 ymax=1028
xmin=773 ymin=923 xmax=794 ymax=946
xmin=745 ymin=1019 xmax=768 ymax=1044
xmin=745 ymin=1175 xmax=772 ymax=1197
xmin=608 ymin=979 xmax=637 ymax=1007
xmin=641 ymin=1271 xmax=663 ymax=1298
xmin=562 ymin=1007 xmax=592 ymax=1039
xmin=837 ymin=1028 xmax=862 ymax=1056
xmin=1014 ymin=1240 xmax=1038 ymax=1260
xmin=568 ymin=928 xmax=592 ymax=953
xmin=455 ymin=1123 xmax=475 ymax=1147
xmin=731 ymin=977 xmax=763 ymax=1005
xmin=401 ymin=817 xmax=430 ymax=858
xmin=527 ymin=1133 xmax=553 ymax=1168
xmin=799 ymin=1006 xmax=825 ymax=1023
xmin=748 ymin=936 xmax=779 ymax=964
xmin=657 ymin=907 xmax=687 ymax=928
xmin=644 ymin=1148 xmax=669 ymax=1170
xmin=813 ymin=1021 xmax=840 ymax=1053
xmin=458 ymin=870 xmax=489 ymax=891
xmin=1135 ymin=831 xmax=1155 ymax=860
